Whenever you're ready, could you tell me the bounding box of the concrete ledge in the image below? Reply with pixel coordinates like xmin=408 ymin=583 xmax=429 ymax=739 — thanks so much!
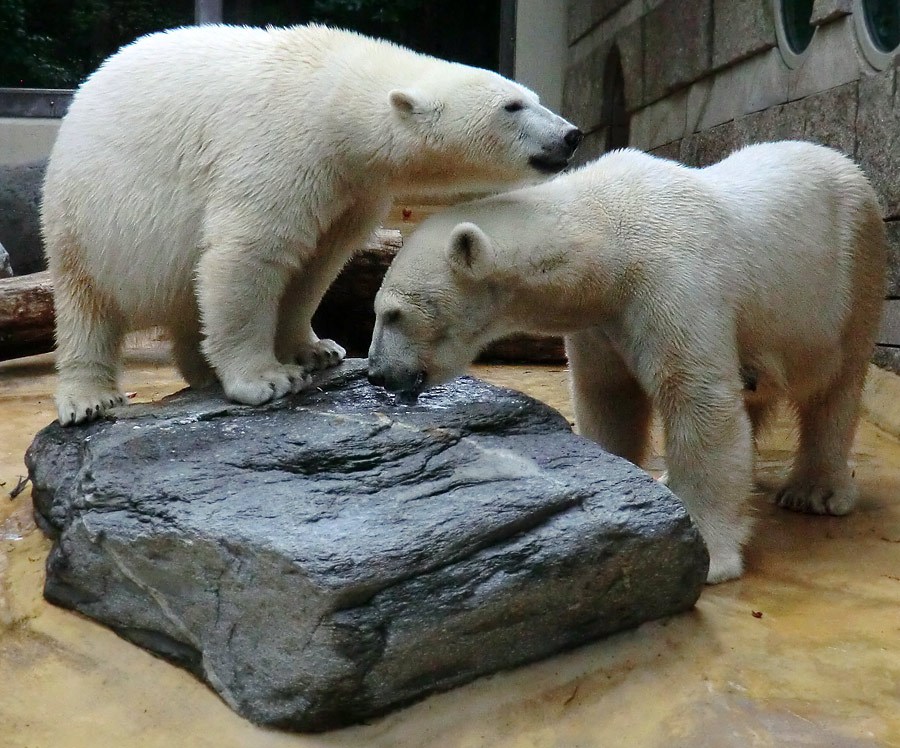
xmin=0 ymin=88 xmax=72 ymax=118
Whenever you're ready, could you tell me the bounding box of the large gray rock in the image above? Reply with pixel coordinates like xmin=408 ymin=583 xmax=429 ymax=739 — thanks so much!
xmin=26 ymin=360 xmax=707 ymax=732
xmin=0 ymin=241 xmax=11 ymax=277
xmin=0 ymin=160 xmax=47 ymax=276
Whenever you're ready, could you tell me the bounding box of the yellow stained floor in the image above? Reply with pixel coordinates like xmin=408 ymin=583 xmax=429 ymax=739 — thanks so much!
xmin=1 ymin=345 xmax=899 ymax=748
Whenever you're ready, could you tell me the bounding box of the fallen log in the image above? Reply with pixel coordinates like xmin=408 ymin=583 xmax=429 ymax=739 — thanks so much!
xmin=0 ymin=228 xmax=566 ymax=364
xmin=0 ymin=269 xmax=54 ymax=360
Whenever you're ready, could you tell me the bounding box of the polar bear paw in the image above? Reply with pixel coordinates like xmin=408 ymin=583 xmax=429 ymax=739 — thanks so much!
xmin=293 ymin=339 xmax=346 ymax=373
xmin=222 ymin=364 xmax=311 ymax=406
xmin=705 ymin=547 xmax=744 ymax=585
xmin=56 ymin=387 xmax=127 ymax=426
xmin=775 ymin=480 xmax=857 ymax=516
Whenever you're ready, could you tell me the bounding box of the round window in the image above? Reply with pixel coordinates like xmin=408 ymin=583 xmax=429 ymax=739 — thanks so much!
xmin=774 ymin=0 xmax=816 ymax=68
xmin=781 ymin=0 xmax=816 ymax=54
xmin=862 ymin=0 xmax=900 ymax=52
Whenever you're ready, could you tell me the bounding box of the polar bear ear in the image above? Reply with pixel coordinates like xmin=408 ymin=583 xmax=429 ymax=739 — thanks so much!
xmin=389 ymin=89 xmax=434 ymax=119
xmin=446 ymin=222 xmax=491 ymax=277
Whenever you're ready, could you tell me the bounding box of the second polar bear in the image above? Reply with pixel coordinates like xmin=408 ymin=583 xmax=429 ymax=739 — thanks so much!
xmin=367 ymin=141 xmax=886 ymax=583
xmin=43 ymin=24 xmax=581 ymax=425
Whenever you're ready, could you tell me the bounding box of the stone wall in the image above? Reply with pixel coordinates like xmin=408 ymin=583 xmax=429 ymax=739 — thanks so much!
xmin=563 ymin=0 xmax=900 ymax=373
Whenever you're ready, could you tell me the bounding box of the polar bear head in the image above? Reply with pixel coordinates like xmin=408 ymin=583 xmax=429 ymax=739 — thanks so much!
xmin=368 ymin=216 xmax=511 ymax=401
xmin=385 ymin=65 xmax=582 ymax=194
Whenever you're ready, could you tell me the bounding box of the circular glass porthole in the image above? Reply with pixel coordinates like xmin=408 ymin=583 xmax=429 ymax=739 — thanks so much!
xmin=863 ymin=0 xmax=900 ymax=52
xmin=854 ymin=0 xmax=900 ymax=69
xmin=774 ymin=0 xmax=816 ymax=68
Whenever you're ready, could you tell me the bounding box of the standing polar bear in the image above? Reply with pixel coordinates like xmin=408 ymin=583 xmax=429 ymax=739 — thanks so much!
xmin=367 ymin=141 xmax=886 ymax=583
xmin=43 ymin=24 xmax=581 ymax=425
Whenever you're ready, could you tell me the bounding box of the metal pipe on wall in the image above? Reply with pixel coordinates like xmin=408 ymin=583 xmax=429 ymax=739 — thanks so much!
xmin=195 ymin=0 xmax=224 ymax=25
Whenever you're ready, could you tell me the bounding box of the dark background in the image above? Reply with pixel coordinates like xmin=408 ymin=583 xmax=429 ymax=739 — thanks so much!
xmin=0 ymin=0 xmax=502 ymax=88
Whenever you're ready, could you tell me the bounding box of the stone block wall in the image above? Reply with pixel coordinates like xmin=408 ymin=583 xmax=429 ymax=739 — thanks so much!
xmin=562 ymin=0 xmax=900 ymax=373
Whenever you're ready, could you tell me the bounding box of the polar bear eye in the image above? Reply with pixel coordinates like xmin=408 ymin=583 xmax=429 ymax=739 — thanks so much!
xmin=384 ymin=309 xmax=403 ymax=325
xmin=504 ymin=101 xmax=525 ymax=113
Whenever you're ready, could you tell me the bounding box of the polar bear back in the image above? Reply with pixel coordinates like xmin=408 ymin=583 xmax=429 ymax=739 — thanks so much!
xmin=44 ymin=27 xmax=308 ymax=321
xmin=696 ymin=142 xmax=881 ymax=357
xmin=549 ymin=143 xmax=880 ymax=351
xmin=42 ymin=25 xmax=428 ymax=324
xmin=575 ymin=143 xmax=883 ymax=390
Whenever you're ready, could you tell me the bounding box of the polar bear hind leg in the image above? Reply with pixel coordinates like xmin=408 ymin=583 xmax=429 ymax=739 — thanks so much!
xmin=275 ymin=199 xmax=387 ymax=373
xmin=776 ymin=357 xmax=866 ymax=516
xmin=51 ymin=250 xmax=127 ymax=425
xmin=776 ymin=204 xmax=884 ymax=517
xmin=276 ymin=269 xmax=348 ymax=373
xmin=565 ymin=329 xmax=652 ymax=466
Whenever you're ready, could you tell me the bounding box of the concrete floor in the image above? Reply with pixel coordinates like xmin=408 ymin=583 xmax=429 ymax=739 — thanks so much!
xmin=1 ymin=344 xmax=899 ymax=747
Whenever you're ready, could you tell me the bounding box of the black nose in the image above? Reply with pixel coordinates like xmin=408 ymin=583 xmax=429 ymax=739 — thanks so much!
xmin=367 ymin=370 xmax=385 ymax=387
xmin=565 ymin=128 xmax=583 ymax=150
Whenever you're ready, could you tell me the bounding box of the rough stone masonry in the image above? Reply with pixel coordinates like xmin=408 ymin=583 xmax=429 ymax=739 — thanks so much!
xmin=25 ymin=360 xmax=707 ymax=732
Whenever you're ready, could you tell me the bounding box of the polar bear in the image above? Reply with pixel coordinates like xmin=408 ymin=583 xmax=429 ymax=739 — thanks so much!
xmin=367 ymin=141 xmax=886 ymax=584
xmin=43 ymin=24 xmax=582 ymax=426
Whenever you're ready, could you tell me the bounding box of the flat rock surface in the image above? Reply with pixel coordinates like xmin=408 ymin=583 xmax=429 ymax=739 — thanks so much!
xmin=25 ymin=359 xmax=707 ymax=732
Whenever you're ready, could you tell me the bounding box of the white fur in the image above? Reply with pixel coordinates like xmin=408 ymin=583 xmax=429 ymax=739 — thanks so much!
xmin=369 ymin=141 xmax=887 ymax=584
xmin=43 ymin=23 xmax=580 ymax=424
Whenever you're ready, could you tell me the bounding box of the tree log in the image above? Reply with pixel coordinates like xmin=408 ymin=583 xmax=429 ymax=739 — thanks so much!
xmin=0 ymin=228 xmax=565 ymax=364
xmin=0 ymin=270 xmax=54 ymax=360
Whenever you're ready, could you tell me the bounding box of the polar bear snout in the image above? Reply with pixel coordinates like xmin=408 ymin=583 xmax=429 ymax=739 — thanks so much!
xmin=367 ymin=361 xmax=426 ymax=399
xmin=565 ymin=128 xmax=584 ymax=150
xmin=529 ymin=126 xmax=583 ymax=174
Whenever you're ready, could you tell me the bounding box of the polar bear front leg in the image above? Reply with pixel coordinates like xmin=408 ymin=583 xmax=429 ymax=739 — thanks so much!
xmin=275 ymin=201 xmax=388 ymax=372
xmin=656 ymin=373 xmax=755 ymax=584
xmin=565 ymin=329 xmax=652 ymax=465
xmin=282 ymin=323 xmax=346 ymax=373
xmin=275 ymin=269 xmax=347 ymax=373
xmin=195 ymin=245 xmax=310 ymax=406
